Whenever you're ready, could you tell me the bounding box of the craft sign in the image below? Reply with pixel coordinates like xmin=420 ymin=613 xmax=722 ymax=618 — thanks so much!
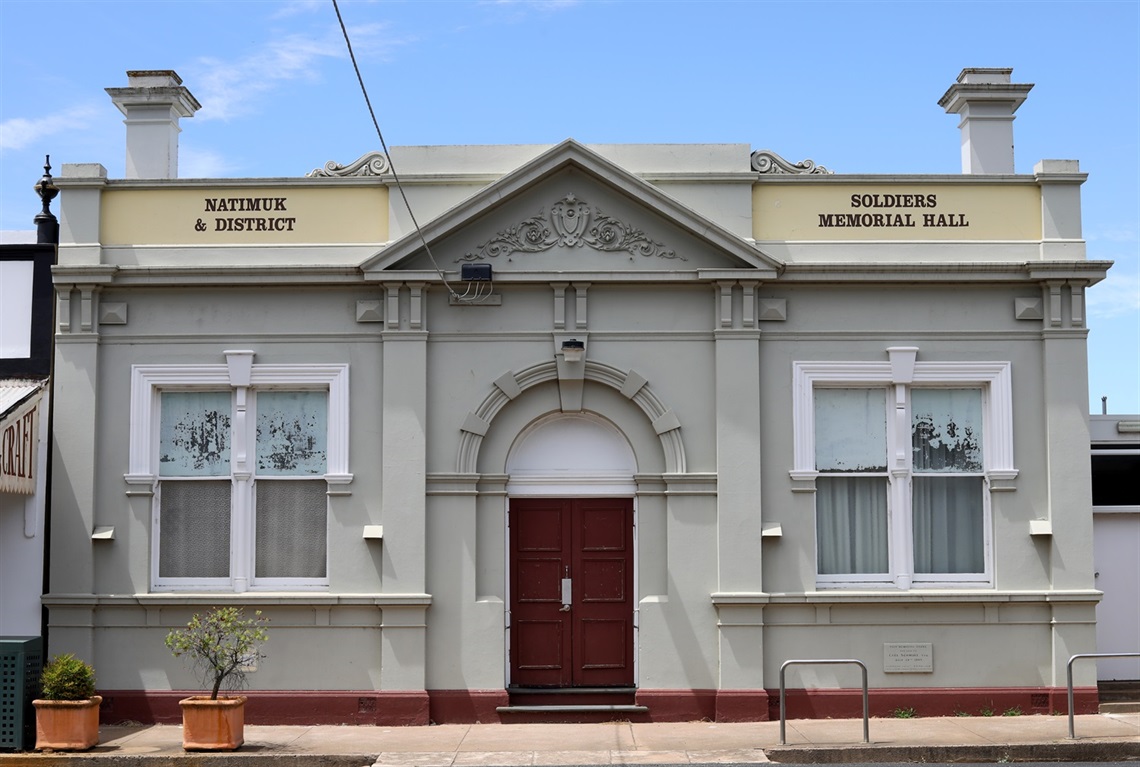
xmin=1 ymin=397 xmax=38 ymax=495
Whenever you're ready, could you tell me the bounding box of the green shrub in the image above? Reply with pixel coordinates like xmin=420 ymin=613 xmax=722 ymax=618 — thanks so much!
xmin=39 ymin=654 xmax=96 ymax=701
xmin=165 ymin=607 xmax=268 ymax=700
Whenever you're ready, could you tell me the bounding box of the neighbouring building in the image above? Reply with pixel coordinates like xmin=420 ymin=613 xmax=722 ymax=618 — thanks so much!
xmin=0 ymin=247 xmax=51 ymax=641
xmin=1090 ymin=414 xmax=1140 ymax=686
xmin=1 ymin=161 xmax=57 ymax=642
xmin=45 ymin=68 xmax=1113 ymax=725
xmin=0 ymin=166 xmax=57 ymax=750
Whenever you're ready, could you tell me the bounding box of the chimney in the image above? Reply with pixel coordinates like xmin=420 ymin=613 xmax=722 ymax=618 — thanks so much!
xmin=938 ymin=68 xmax=1033 ymax=174
xmin=106 ymin=70 xmax=200 ymax=179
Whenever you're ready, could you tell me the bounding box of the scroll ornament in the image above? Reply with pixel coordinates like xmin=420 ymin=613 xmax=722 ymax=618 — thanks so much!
xmin=750 ymin=149 xmax=833 ymax=175
xmin=459 ymin=194 xmax=681 ymax=262
xmin=307 ymin=151 xmax=390 ymax=177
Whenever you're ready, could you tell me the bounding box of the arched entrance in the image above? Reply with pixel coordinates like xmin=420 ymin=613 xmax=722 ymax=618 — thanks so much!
xmin=505 ymin=414 xmax=637 ymax=689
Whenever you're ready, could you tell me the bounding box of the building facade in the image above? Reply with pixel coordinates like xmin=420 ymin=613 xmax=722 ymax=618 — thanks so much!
xmin=45 ymin=69 xmax=1111 ymax=725
xmin=1 ymin=240 xmax=54 ymax=641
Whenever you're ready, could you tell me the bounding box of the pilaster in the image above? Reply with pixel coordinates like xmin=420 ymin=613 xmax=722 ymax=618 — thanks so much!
xmin=712 ymin=282 xmax=763 ymax=592
xmin=48 ymin=334 xmax=100 ymax=601
xmin=1038 ymin=282 xmax=1095 ymax=592
xmin=710 ymin=281 xmax=766 ymax=700
xmin=381 ymin=283 xmax=429 ymax=595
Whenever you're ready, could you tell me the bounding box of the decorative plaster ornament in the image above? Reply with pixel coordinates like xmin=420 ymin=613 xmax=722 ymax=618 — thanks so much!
xmin=460 ymin=194 xmax=681 ymax=262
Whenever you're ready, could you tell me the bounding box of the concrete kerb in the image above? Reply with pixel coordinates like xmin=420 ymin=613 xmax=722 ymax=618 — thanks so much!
xmin=2 ymin=714 xmax=1139 ymax=766
xmin=0 ymin=758 xmax=375 ymax=767
xmin=5 ymin=744 xmax=1140 ymax=767
xmin=764 ymin=741 xmax=1140 ymax=763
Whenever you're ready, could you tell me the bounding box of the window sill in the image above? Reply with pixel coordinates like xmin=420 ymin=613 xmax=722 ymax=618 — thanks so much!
xmin=42 ymin=592 xmax=433 ymax=607
xmin=769 ymin=589 xmax=1101 ymax=604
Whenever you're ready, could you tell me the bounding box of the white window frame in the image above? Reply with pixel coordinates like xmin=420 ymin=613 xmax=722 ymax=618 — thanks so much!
xmin=792 ymin=350 xmax=1015 ymax=589
xmin=127 ymin=359 xmax=350 ymax=592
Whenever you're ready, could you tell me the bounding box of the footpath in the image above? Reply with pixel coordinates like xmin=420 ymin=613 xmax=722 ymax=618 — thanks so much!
xmin=1 ymin=712 xmax=1138 ymax=766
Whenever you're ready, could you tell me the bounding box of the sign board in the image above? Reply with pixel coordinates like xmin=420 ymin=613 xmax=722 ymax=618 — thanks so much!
xmin=753 ymin=184 xmax=1042 ymax=242
xmin=101 ymin=187 xmax=389 ymax=246
xmin=883 ymin=642 xmax=934 ymax=673
xmin=1 ymin=387 xmax=41 ymax=495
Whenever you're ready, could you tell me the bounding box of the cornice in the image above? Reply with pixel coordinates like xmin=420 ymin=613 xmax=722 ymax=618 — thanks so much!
xmin=52 ymin=265 xmax=118 ymax=284
xmin=753 ymin=174 xmax=1038 ymax=185
xmin=780 ymin=261 xmax=1111 ymax=284
xmin=101 ymin=176 xmax=387 ymax=189
xmin=1026 ymin=261 xmax=1113 ymax=282
xmin=88 ymin=264 xmax=364 ymax=287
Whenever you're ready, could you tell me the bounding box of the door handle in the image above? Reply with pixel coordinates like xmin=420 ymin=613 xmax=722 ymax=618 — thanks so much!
xmin=560 ymin=577 xmax=572 ymax=611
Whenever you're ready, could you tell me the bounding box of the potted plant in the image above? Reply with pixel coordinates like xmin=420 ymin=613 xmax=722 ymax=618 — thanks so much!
xmin=33 ymin=653 xmax=101 ymax=751
xmin=165 ymin=607 xmax=268 ymax=751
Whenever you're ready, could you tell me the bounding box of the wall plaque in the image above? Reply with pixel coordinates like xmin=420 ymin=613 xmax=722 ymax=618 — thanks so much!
xmin=883 ymin=642 xmax=933 ymax=673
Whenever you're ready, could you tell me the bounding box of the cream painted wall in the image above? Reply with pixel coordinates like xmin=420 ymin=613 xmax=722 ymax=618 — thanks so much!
xmin=100 ymin=186 xmax=388 ymax=247
xmin=753 ymin=182 xmax=1042 ymax=244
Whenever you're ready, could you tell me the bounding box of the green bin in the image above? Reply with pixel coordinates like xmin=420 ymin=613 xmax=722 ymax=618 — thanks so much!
xmin=0 ymin=637 xmax=42 ymax=751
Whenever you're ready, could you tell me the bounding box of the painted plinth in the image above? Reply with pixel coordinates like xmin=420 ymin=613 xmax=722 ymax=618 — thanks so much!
xmin=34 ymin=695 xmax=102 ymax=751
xmin=179 ymin=696 xmax=246 ymax=751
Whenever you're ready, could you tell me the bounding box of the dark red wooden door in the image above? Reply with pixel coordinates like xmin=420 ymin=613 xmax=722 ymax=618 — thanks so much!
xmin=509 ymin=498 xmax=634 ymax=687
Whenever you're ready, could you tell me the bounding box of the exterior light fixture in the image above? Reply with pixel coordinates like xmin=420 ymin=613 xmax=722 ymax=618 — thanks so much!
xmin=561 ymin=339 xmax=585 ymax=362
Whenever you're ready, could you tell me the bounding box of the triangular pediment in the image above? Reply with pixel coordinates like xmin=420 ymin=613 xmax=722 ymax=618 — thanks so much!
xmin=361 ymin=140 xmax=781 ymax=278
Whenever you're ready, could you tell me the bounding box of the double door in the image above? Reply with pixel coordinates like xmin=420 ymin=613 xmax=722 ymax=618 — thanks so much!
xmin=509 ymin=498 xmax=634 ymax=687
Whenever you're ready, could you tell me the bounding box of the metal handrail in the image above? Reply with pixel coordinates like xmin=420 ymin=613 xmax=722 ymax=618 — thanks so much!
xmin=779 ymin=658 xmax=869 ymax=745
xmin=1067 ymin=651 xmax=1140 ymax=739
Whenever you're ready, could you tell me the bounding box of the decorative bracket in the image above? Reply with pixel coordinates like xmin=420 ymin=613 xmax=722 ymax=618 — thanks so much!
xmin=307 ymin=151 xmax=390 ymax=177
xmin=751 ymin=149 xmax=833 ymax=175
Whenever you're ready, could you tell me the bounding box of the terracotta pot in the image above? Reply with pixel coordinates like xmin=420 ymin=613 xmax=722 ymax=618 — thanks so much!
xmin=33 ymin=695 xmax=102 ymax=751
xmin=178 ymin=695 xmax=246 ymax=751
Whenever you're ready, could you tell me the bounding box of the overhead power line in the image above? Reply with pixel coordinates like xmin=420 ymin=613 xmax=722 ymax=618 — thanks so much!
xmin=331 ymin=0 xmax=458 ymax=298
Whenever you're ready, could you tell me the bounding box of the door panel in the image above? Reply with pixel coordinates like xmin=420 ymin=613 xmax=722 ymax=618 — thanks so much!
xmin=510 ymin=498 xmax=634 ymax=688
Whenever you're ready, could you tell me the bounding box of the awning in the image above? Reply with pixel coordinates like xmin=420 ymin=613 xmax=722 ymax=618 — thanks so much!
xmin=1 ymin=379 xmax=46 ymax=494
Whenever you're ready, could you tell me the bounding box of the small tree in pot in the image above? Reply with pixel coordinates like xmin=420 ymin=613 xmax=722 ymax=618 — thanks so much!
xmin=165 ymin=607 xmax=268 ymax=751
xmin=33 ymin=654 xmax=101 ymax=751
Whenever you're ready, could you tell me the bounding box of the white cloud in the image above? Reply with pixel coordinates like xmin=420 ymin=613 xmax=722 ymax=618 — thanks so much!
xmin=1088 ymin=269 xmax=1140 ymax=320
xmin=271 ymin=0 xmax=327 ymax=19
xmin=0 ymin=230 xmax=37 ymax=244
xmin=188 ymin=19 xmax=399 ymax=123
xmin=1088 ymin=226 xmax=1138 ymax=244
xmin=0 ymin=105 xmax=100 ymax=151
xmin=481 ymin=0 xmax=582 ymax=8
xmin=179 ymin=146 xmax=240 ymax=179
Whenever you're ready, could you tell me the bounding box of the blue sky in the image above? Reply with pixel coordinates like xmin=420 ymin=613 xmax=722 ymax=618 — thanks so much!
xmin=1 ymin=0 xmax=1137 ymax=412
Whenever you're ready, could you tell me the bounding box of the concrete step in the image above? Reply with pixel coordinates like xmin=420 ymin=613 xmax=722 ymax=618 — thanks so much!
xmin=1098 ymin=679 xmax=1140 ymax=703
xmin=495 ymin=702 xmax=650 ymax=723
xmin=506 ymin=686 xmax=637 ymax=707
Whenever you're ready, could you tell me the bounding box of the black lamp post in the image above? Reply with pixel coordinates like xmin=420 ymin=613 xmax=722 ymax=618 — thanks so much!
xmin=34 ymin=155 xmax=59 ymax=245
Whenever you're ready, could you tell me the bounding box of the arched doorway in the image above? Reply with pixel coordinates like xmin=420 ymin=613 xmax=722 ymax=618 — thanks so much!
xmin=505 ymin=414 xmax=637 ymax=689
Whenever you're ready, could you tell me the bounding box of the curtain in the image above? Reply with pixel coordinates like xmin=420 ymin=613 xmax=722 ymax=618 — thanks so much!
xmin=159 ymin=480 xmax=231 ymax=578
xmin=911 ymin=389 xmax=984 ymax=573
xmin=913 ymin=475 xmax=984 ymax=573
xmin=255 ymin=479 xmax=328 ymax=578
xmin=817 ymin=476 xmax=889 ymax=574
